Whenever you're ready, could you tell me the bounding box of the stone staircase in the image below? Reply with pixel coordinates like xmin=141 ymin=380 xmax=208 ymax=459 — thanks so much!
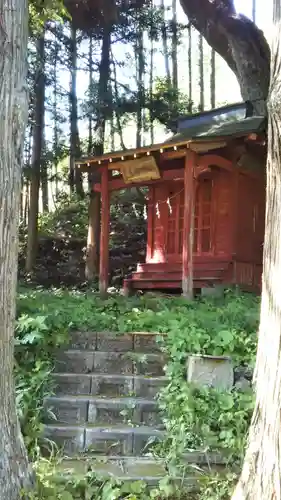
xmin=44 ymin=331 xmax=225 ymax=487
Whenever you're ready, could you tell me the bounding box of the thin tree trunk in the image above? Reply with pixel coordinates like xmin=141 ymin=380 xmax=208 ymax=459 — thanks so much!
xmin=88 ymin=34 xmax=93 ymax=156
xmin=135 ymin=26 xmax=144 ymax=148
xmin=188 ymin=24 xmax=192 ymax=111
xmin=24 ymin=181 xmax=29 ymax=228
xmin=94 ymin=25 xmax=111 ymax=155
xmin=26 ymin=32 xmax=45 ymax=272
xmin=171 ymin=0 xmax=178 ymax=92
xmin=160 ymin=0 xmax=171 ymax=87
xmin=149 ymin=33 xmax=154 ymax=144
xmin=112 ymin=58 xmax=126 ymax=149
xmin=0 ymin=1 xmax=32 ymax=497
xmin=231 ymin=3 xmax=281 ymax=499
xmin=69 ymin=25 xmax=83 ymax=197
xmin=41 ymin=157 xmax=48 ymax=212
xmin=210 ymin=49 xmax=216 ymax=108
xmin=53 ymin=28 xmax=59 ymax=197
xmin=198 ymin=33 xmax=204 ymax=111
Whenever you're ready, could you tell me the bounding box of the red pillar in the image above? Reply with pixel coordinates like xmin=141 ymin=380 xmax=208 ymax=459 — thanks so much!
xmin=99 ymin=166 xmax=110 ymax=296
xmin=182 ymin=149 xmax=196 ymax=299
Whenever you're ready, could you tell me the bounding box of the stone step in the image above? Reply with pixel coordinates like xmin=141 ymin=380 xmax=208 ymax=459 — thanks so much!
xmin=53 ymin=373 xmax=167 ymax=398
xmin=54 ymin=350 xmax=166 ymax=376
xmin=59 ymin=456 xmax=199 ymax=489
xmin=44 ymin=395 xmax=161 ymax=426
xmin=44 ymin=424 xmax=164 ymax=456
xmin=69 ymin=331 xmax=164 ymax=353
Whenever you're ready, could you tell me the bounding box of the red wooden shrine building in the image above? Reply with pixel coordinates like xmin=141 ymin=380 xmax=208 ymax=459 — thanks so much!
xmin=77 ymin=103 xmax=266 ymax=296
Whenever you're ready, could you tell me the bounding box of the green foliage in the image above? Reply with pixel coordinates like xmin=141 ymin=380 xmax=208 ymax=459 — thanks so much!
xmin=26 ymin=456 xmax=190 ymax=499
xmin=16 ymin=287 xmax=259 ymax=498
xmin=15 ymin=298 xmax=69 ymax=457
xmin=149 ymin=77 xmax=195 ymax=130
xmin=29 ymin=0 xmax=69 ymax=33
xmin=38 ymin=193 xmax=89 ymax=239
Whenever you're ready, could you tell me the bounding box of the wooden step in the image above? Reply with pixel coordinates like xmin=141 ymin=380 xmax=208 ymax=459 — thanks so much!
xmin=132 ymin=268 xmax=224 ymax=281
xmin=137 ymin=260 xmax=229 ymax=273
xmin=126 ymin=277 xmax=221 ymax=290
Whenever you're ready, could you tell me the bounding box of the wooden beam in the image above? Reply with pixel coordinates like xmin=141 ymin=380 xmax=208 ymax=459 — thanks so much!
xmin=199 ymin=154 xmax=233 ymax=172
xmin=92 ymin=168 xmax=185 ymax=192
xmin=182 ymin=150 xmax=196 ymax=299
xmin=99 ymin=166 xmax=110 ymax=296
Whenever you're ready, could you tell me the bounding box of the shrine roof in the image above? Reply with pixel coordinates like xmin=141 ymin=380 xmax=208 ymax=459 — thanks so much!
xmin=165 ymin=116 xmax=266 ymax=145
xmin=76 ymin=113 xmax=266 ymax=170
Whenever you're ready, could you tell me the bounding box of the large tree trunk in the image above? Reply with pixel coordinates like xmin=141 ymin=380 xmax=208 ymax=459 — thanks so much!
xmin=0 ymin=1 xmax=32 ymax=498
xmin=25 ymin=32 xmax=45 ymax=272
xmin=180 ymin=0 xmax=270 ymax=113
xmin=231 ymin=3 xmax=281 ymax=498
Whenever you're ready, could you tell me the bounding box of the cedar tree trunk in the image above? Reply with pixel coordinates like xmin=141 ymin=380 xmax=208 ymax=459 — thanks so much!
xmin=26 ymin=32 xmax=45 ymax=272
xmin=0 ymin=0 xmax=32 ymax=498
xmin=231 ymin=2 xmax=281 ymax=498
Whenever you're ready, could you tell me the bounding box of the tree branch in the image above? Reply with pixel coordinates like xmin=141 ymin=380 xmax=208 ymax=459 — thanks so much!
xmin=179 ymin=0 xmax=237 ymax=73
xmin=180 ymin=0 xmax=271 ymax=106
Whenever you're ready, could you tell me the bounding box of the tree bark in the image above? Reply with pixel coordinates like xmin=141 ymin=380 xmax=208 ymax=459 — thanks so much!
xmin=198 ymin=33 xmax=204 ymax=111
xmin=231 ymin=3 xmax=281 ymax=499
xmin=171 ymin=0 xmax=178 ymax=92
xmin=210 ymin=49 xmax=216 ymax=108
xmin=160 ymin=0 xmax=171 ymax=87
xmin=85 ymin=26 xmax=111 ymax=280
xmin=0 ymin=0 xmax=32 ymax=498
xmin=69 ymin=25 xmax=83 ymax=197
xmin=25 ymin=32 xmax=45 ymax=272
xmin=88 ymin=34 xmax=93 ymax=156
xmin=135 ymin=22 xmax=144 ymax=148
xmin=180 ymin=0 xmax=270 ymax=112
xmin=188 ymin=23 xmax=192 ymax=110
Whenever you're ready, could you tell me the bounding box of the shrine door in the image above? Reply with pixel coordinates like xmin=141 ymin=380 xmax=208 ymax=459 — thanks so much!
xmin=165 ymin=177 xmax=214 ymax=261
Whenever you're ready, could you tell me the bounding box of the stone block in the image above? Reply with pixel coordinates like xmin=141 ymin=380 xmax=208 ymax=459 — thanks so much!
xmin=134 ymin=354 xmax=166 ymax=377
xmin=133 ymin=375 xmax=167 ymax=398
xmin=55 ymin=350 xmax=94 ymax=374
xmin=91 ymin=374 xmax=134 ymax=397
xmin=132 ymin=427 xmax=164 ymax=455
xmin=187 ymin=355 xmax=234 ymax=390
xmin=88 ymin=458 xmax=127 ymax=477
xmin=201 ymin=285 xmax=225 ymax=299
xmin=234 ymin=377 xmax=251 ymax=391
xmin=96 ymin=333 xmax=134 ymax=352
xmin=60 ymin=459 xmax=88 ymax=476
xmin=44 ymin=396 xmax=88 ymax=425
xmin=93 ymin=352 xmax=133 ymax=375
xmin=133 ymin=333 xmax=163 ymax=353
xmin=69 ymin=331 xmax=97 ymax=350
xmin=126 ymin=458 xmax=166 ymax=478
xmin=139 ymin=406 xmax=161 ymax=426
xmin=85 ymin=427 xmax=133 ymax=455
xmin=44 ymin=425 xmax=85 ymax=454
xmin=53 ymin=374 xmax=91 ymax=396
xmin=88 ymin=398 xmax=130 ymax=425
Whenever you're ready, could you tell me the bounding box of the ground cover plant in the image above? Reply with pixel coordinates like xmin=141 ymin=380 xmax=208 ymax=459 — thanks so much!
xmin=15 ymin=287 xmax=259 ymax=499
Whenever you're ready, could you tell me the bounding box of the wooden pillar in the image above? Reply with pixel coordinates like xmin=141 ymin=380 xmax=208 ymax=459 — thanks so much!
xmin=182 ymin=149 xmax=196 ymax=299
xmin=85 ymin=189 xmax=101 ymax=281
xmin=99 ymin=166 xmax=110 ymax=296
